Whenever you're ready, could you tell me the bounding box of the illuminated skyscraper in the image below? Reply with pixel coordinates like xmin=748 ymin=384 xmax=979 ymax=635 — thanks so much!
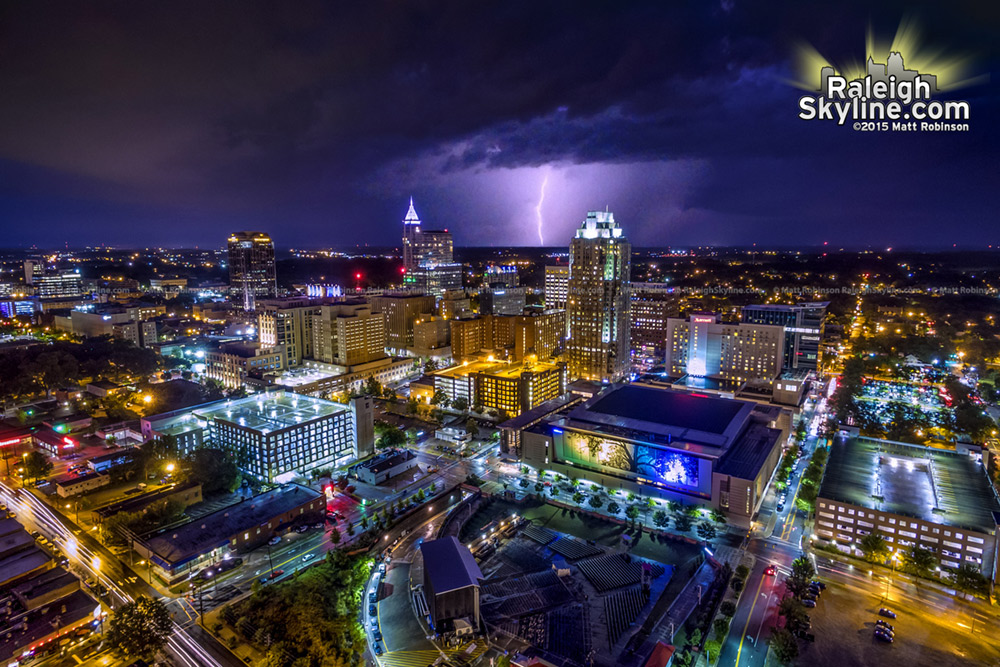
xmin=566 ymin=210 xmax=631 ymax=383
xmin=401 ymin=198 xmax=453 ymax=271
xmin=227 ymin=231 xmax=277 ymax=312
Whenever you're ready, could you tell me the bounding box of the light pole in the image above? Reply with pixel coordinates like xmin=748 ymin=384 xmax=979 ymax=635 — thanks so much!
xmin=885 ymin=552 xmax=899 ymax=600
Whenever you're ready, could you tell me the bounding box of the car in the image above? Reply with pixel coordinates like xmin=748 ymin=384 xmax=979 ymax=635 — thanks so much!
xmin=295 ymin=525 xmax=309 ymax=533
xmin=302 ymin=553 xmax=316 ymax=562
xmin=269 ymin=569 xmax=284 ymax=579
xmin=312 ymin=522 xmax=323 ymax=530
xmin=369 ymin=604 xmax=376 ymax=615
xmin=268 ymin=536 xmax=281 ymax=546
xmin=369 ymin=592 xmax=377 ymax=604
xmin=369 ymin=617 xmax=378 ymax=629
xmin=810 ymin=580 xmax=826 ymax=590
xmin=878 ymin=608 xmax=897 ymax=619
xmin=372 ymin=642 xmax=383 ymax=656
xmin=777 ymin=504 xmax=785 ymax=512
xmin=875 ymin=620 xmax=894 ymax=631
xmin=378 ymin=563 xmax=387 ymax=574
xmin=372 ymin=630 xmax=382 ymax=641
xmin=802 ymin=592 xmax=817 ymax=602
xmin=802 ymin=599 xmax=816 ymax=608
xmin=764 ymin=565 xmax=777 ymax=576
xmin=874 ymin=630 xmax=894 ymax=643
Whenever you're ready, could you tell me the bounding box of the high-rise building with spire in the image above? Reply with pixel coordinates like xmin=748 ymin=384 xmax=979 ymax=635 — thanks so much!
xmin=228 ymin=231 xmax=277 ymax=312
xmin=566 ymin=210 xmax=631 ymax=383
xmin=400 ymin=198 xmax=459 ymax=296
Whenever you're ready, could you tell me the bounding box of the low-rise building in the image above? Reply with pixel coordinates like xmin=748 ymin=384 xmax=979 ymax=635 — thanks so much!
xmin=133 ymin=483 xmax=323 ymax=583
xmin=55 ymin=472 xmax=110 ymax=497
xmin=421 ymin=536 xmax=483 ymax=634
xmin=424 ymin=359 xmax=567 ymax=418
xmin=353 ymin=450 xmax=419 ymax=485
xmin=205 ymin=341 xmax=284 ymax=389
xmin=815 ymin=437 xmax=1000 ymax=582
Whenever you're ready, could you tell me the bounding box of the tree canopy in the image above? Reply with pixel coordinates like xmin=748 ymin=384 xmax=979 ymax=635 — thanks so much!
xmin=107 ymin=595 xmax=173 ymax=658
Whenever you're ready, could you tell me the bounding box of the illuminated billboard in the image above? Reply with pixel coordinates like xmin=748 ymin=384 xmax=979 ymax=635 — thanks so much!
xmin=558 ymin=431 xmax=701 ymax=491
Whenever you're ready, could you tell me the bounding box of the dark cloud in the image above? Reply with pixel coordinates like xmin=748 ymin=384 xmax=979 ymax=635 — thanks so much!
xmin=0 ymin=0 xmax=995 ymax=247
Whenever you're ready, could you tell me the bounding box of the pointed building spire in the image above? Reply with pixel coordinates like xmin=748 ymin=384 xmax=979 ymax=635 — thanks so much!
xmin=404 ymin=196 xmax=420 ymax=223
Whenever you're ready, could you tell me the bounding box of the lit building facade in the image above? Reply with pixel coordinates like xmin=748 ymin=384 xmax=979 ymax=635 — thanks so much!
xmin=519 ymin=383 xmax=785 ymax=524
xmin=424 ymin=359 xmax=567 ymax=417
xmin=228 ymin=231 xmax=277 ymax=312
xmin=544 ymin=265 xmax=569 ymax=310
xmin=741 ymin=302 xmax=828 ymax=372
xmin=630 ymin=282 xmax=679 ymax=354
xmin=257 ymin=298 xmax=319 ymax=367
xmin=205 ymin=342 xmax=284 ymax=388
xmin=566 ymin=211 xmax=631 ymax=383
xmin=479 ymin=286 xmax=526 ymax=316
xmin=369 ymin=292 xmax=436 ymax=351
xmin=141 ymin=391 xmax=374 ymax=483
xmin=401 ymin=198 xmax=454 ymax=271
xmin=311 ymin=301 xmax=387 ymax=367
xmin=665 ymin=314 xmax=784 ymax=386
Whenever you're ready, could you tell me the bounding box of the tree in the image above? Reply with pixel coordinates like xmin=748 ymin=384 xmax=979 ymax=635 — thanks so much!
xmin=607 ymin=501 xmax=621 ymax=516
xmin=107 ymin=595 xmax=173 ymax=658
xmin=534 ymin=482 xmax=544 ymax=492
xmin=785 ymin=556 xmax=816 ymax=599
xmin=730 ymin=578 xmax=744 ymax=593
xmin=329 ymin=528 xmax=341 ymax=545
xmin=424 ymin=359 xmax=438 ymax=373
xmin=735 ymin=564 xmax=750 ymax=580
xmin=704 ymin=639 xmax=722 ymax=662
xmin=519 ymin=478 xmax=530 ymax=488
xmin=376 ymin=426 xmax=407 ymax=449
xmin=430 ymin=389 xmax=450 ymax=407
xmin=416 ymin=488 xmax=426 ymax=501
xmin=719 ymin=600 xmax=736 ymax=617
xmin=688 ymin=628 xmax=701 ymax=647
xmin=770 ymin=627 xmax=799 ymax=664
xmin=696 ymin=522 xmax=717 ymax=540
xmin=572 ymin=492 xmax=584 ymax=504
xmin=465 ymin=418 xmax=480 ymax=440
xmin=778 ymin=596 xmax=809 ymax=632
xmin=673 ymin=513 xmax=694 ymax=532
xmin=588 ymin=495 xmax=603 ymax=509
xmin=858 ymin=532 xmax=890 ymax=564
xmin=625 ymin=505 xmax=640 ymax=523
xmin=364 ymin=376 xmax=383 ymax=397
xmin=653 ymin=510 xmax=669 ymax=528
xmin=952 ymin=564 xmax=988 ymax=600
xmin=186 ymin=448 xmax=241 ymax=495
xmin=902 ymin=545 xmax=937 ymax=578
xmin=22 ymin=451 xmax=53 ymax=484
xmin=710 ymin=508 xmax=727 ymax=524
xmin=713 ymin=617 xmax=730 ymax=637
xmin=345 ymin=522 xmax=354 ymax=536
xmin=451 ymin=396 xmax=469 ymax=412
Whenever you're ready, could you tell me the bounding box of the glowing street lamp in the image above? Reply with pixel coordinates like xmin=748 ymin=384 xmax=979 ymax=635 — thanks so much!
xmin=165 ymin=463 xmax=175 ymax=473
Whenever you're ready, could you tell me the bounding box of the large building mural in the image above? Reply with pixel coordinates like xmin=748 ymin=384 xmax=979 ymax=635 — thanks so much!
xmin=556 ymin=429 xmax=704 ymax=494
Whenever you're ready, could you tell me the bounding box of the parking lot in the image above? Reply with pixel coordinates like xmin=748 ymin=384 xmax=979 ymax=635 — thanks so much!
xmin=802 ymin=565 xmax=999 ymax=667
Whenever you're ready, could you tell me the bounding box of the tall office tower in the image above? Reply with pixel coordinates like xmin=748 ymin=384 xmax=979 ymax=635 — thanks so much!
xmin=479 ymin=285 xmax=527 ymax=316
xmin=566 ymin=210 xmax=631 ymax=383
xmin=34 ymin=269 xmax=83 ymax=299
xmin=228 ymin=231 xmax=277 ymax=312
xmin=630 ymin=282 xmax=679 ymax=355
xmin=740 ymin=302 xmax=829 ymax=371
xmin=23 ymin=258 xmax=45 ymax=285
xmin=484 ymin=265 xmax=519 ymax=288
xmin=369 ymin=292 xmax=436 ymax=351
xmin=544 ymin=265 xmax=569 ymax=310
xmin=312 ymin=301 xmax=388 ymax=367
xmin=257 ymin=298 xmax=319 ymax=368
xmin=401 ymin=198 xmax=453 ymax=271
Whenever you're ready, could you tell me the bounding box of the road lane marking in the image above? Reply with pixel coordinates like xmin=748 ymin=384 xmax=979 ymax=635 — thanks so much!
xmin=735 ymin=570 xmax=767 ymax=665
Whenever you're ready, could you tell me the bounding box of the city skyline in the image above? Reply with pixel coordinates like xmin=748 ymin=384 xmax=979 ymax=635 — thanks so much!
xmin=0 ymin=2 xmax=994 ymax=249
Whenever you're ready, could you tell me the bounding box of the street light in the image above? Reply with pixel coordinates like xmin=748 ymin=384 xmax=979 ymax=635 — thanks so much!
xmin=165 ymin=463 xmax=175 ymax=473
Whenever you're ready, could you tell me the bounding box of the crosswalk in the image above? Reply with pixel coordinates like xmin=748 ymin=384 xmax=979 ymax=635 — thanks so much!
xmin=378 ymin=642 xmax=488 ymax=667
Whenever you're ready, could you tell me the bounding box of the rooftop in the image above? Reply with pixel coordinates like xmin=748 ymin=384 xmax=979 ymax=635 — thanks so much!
xmin=144 ymin=483 xmax=321 ymax=567
xmin=421 ymin=536 xmax=483 ymax=594
xmin=358 ymin=450 xmax=417 ymax=475
xmin=819 ymin=438 xmax=1000 ymax=534
xmin=147 ymin=390 xmax=349 ymax=437
xmin=585 ymin=385 xmax=745 ymax=435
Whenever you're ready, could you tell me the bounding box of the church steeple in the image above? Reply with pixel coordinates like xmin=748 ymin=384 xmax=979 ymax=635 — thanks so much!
xmin=404 ymin=197 xmax=420 ymax=224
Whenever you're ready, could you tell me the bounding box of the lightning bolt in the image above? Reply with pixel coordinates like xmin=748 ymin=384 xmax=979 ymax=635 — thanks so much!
xmin=535 ymin=168 xmax=549 ymax=245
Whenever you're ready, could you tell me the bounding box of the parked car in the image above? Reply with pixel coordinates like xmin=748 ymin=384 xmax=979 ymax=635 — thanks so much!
xmin=875 ymin=620 xmax=894 ymax=632
xmin=810 ymin=580 xmax=826 ymax=590
xmin=874 ymin=629 xmax=894 ymax=643
xmin=802 ymin=599 xmax=816 ymax=608
xmin=369 ymin=604 xmax=376 ymax=616
xmin=372 ymin=642 xmax=383 ymax=656
xmin=878 ymin=608 xmax=897 ymax=619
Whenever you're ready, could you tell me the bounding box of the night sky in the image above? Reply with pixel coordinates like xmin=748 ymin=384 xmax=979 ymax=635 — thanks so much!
xmin=0 ymin=1 xmax=995 ymax=249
